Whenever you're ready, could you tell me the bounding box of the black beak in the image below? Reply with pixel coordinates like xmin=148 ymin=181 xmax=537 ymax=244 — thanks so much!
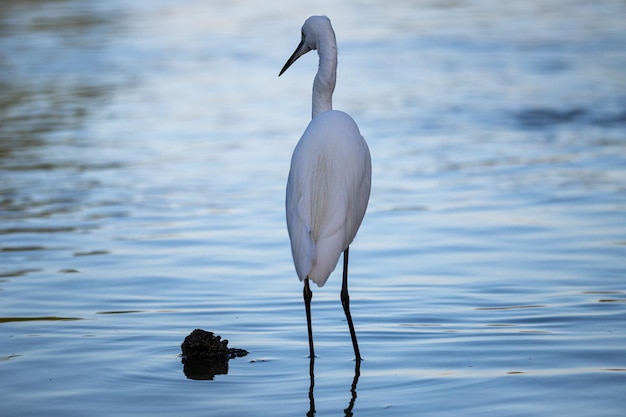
xmin=279 ymin=39 xmax=310 ymax=76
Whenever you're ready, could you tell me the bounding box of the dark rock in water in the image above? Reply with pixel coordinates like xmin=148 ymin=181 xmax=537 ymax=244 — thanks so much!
xmin=181 ymin=329 xmax=248 ymax=380
xmin=181 ymin=328 xmax=248 ymax=359
xmin=181 ymin=329 xmax=229 ymax=359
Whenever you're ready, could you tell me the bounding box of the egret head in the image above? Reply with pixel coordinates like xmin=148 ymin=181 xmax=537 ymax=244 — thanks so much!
xmin=279 ymin=16 xmax=333 ymax=76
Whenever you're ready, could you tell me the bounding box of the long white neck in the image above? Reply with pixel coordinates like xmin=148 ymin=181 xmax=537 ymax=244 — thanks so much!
xmin=312 ymin=31 xmax=337 ymax=118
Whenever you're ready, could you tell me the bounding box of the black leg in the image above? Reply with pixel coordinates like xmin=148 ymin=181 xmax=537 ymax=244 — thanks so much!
xmin=304 ymin=278 xmax=315 ymax=359
xmin=340 ymin=247 xmax=361 ymax=361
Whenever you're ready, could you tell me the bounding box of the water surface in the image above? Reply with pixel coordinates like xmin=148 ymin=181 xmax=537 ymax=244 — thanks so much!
xmin=1 ymin=1 xmax=625 ymax=416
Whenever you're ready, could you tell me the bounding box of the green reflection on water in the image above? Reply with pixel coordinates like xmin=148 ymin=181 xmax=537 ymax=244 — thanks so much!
xmin=0 ymin=316 xmax=83 ymax=323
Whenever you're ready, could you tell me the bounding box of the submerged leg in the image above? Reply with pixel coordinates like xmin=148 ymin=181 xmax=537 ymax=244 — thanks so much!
xmin=340 ymin=247 xmax=361 ymax=361
xmin=304 ymin=278 xmax=315 ymax=359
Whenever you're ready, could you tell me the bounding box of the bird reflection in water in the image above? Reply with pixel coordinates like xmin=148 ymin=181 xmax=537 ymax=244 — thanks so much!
xmin=307 ymin=356 xmax=361 ymax=417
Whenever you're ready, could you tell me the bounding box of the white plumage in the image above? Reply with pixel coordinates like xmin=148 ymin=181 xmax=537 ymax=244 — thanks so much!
xmin=280 ymin=16 xmax=371 ymax=360
xmin=286 ymin=110 xmax=370 ymax=287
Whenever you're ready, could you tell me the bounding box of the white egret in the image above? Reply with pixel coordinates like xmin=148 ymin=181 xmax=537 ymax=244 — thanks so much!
xmin=279 ymin=16 xmax=371 ymax=361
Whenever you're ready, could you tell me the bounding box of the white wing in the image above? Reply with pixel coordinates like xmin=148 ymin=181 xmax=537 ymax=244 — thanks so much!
xmin=286 ymin=110 xmax=371 ymax=287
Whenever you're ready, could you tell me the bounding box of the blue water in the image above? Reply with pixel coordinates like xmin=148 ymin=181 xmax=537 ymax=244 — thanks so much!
xmin=1 ymin=1 xmax=625 ymax=416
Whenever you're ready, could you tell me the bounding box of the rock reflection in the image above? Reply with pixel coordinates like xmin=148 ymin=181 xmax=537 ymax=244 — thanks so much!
xmin=180 ymin=329 xmax=248 ymax=381
xmin=182 ymin=357 xmax=231 ymax=381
